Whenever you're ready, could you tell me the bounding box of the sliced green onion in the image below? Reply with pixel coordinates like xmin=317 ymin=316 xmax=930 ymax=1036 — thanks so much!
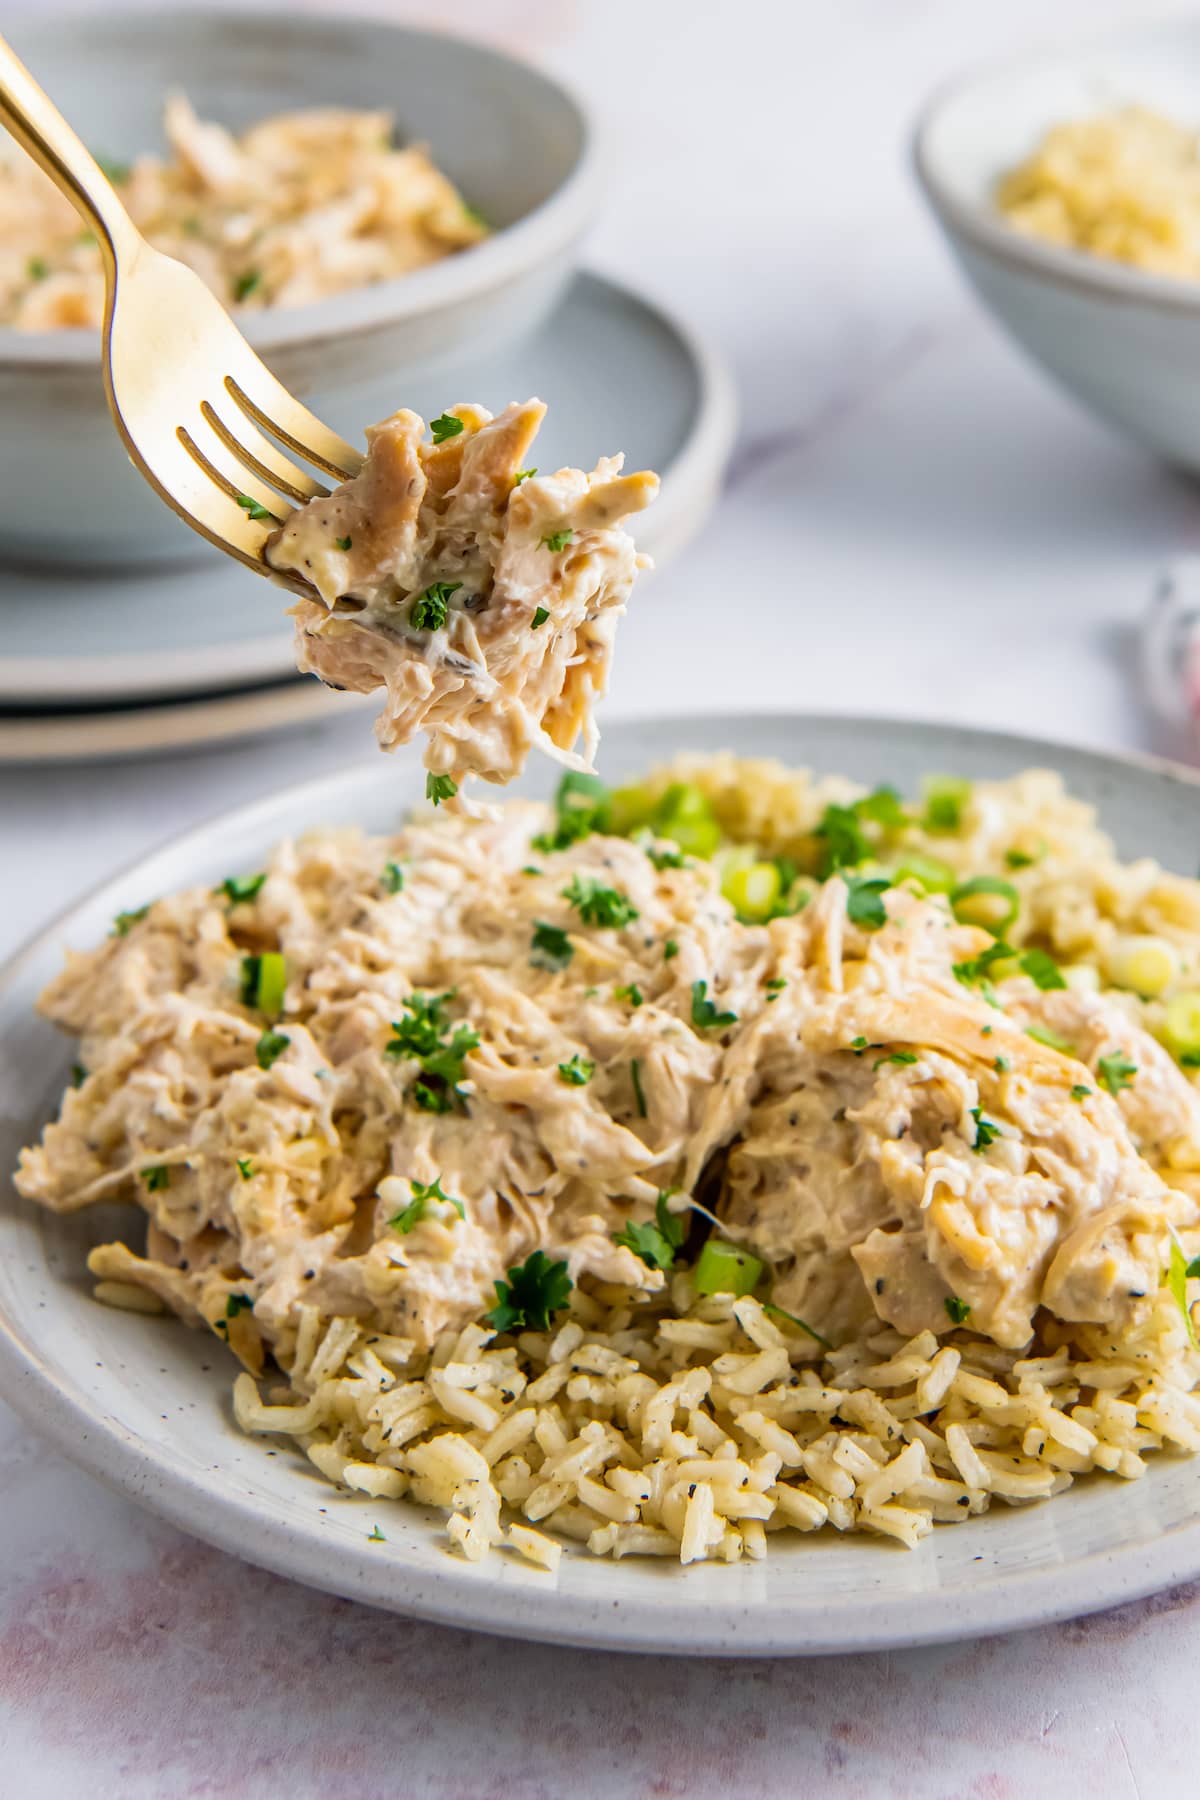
xmin=892 ymin=852 xmax=957 ymax=896
xmin=1164 ymin=992 xmax=1200 ymax=1063
xmin=722 ymin=860 xmax=782 ymax=922
xmin=1026 ymin=1023 xmax=1075 ymax=1054
xmin=242 ymin=951 xmax=287 ymax=1016
xmin=694 ymin=1240 xmax=763 ymax=1297
xmin=951 ymin=876 xmax=1019 ymax=936
xmin=652 ymin=783 xmax=721 ymax=859
xmin=922 ymin=776 xmax=972 ymax=835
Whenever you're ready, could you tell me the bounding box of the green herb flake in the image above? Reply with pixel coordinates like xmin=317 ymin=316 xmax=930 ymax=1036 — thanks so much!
xmin=691 ymin=979 xmax=738 ymax=1030
xmin=111 ymin=905 xmax=150 ymax=937
xmin=856 ymin=786 xmax=908 ymax=829
xmin=944 ymin=1295 xmax=972 ymax=1325
xmin=367 ymin=1525 xmax=387 ymax=1542
xmin=762 ymin=1301 xmax=832 ymax=1350
xmin=532 ymin=771 xmax=611 ymax=854
xmin=390 ymin=1175 xmax=465 ymax=1234
xmin=923 ymin=777 xmax=972 ymax=835
xmin=381 ymin=861 xmax=405 ymax=895
xmin=614 ymin=983 xmax=644 ymax=1008
xmin=233 ymin=270 xmax=262 ymax=302
xmin=410 ymin=581 xmax=461 ymax=631
xmin=430 ymin=413 xmax=464 ymax=444
xmin=645 ymin=841 xmax=686 ymax=870
xmin=70 ymin=1062 xmax=87 ymax=1089
xmin=970 ymin=1107 xmax=1001 ymax=1152
xmin=1070 ymin=1084 xmax=1092 ymax=1102
xmin=541 ymin=529 xmax=573 ymax=553
xmin=995 ymin=1055 xmax=1011 ymax=1073
xmin=385 ymin=993 xmax=479 ymax=1113
xmin=630 ymin=1058 xmax=648 ymax=1117
xmin=225 ymin=1293 xmax=254 ymax=1318
xmin=845 ymin=875 xmax=889 ymax=932
xmin=426 ymin=773 xmax=458 ymax=806
xmin=1026 ymin=1024 xmax=1075 ymax=1054
xmin=813 ymin=803 xmax=870 ymax=877
xmin=334 ymin=535 xmax=353 ymax=552
xmin=557 ymin=1052 xmax=594 ymax=1086
xmin=1020 ymin=947 xmax=1066 ymax=991
xmin=664 ymin=938 xmax=680 ymax=962
xmin=1004 ymin=845 xmax=1042 ymax=870
xmin=1167 ymin=1238 xmax=1199 ymax=1350
xmin=235 ymin=493 xmax=274 ymax=522
xmin=219 ymin=872 xmax=266 ymax=905
xmin=486 ymin=1250 xmax=573 ymax=1332
xmin=255 ymin=1030 xmax=290 ymax=1071
xmin=1098 ymin=1051 xmax=1138 ymax=1097
xmin=531 ymin=606 xmax=550 ymax=630
xmin=613 ymin=1194 xmax=686 ymax=1274
xmin=562 ymin=873 xmax=639 ymax=929
xmin=874 ymin=1050 xmax=918 ymax=1069
xmin=141 ymin=1164 xmax=170 ymax=1192
xmin=530 ymin=921 xmax=574 ymax=971
xmin=513 ymin=468 xmax=537 ymax=485
xmin=952 ymin=939 xmax=1016 ymax=988
xmin=26 ymin=256 xmax=48 ymax=281
xmin=236 ymin=1157 xmax=255 ymax=1180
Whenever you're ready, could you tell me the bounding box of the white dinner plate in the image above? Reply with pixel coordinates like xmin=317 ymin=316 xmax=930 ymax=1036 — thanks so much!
xmin=4 ymin=712 xmax=1200 ymax=1657
xmin=0 ymin=271 xmax=734 ymax=709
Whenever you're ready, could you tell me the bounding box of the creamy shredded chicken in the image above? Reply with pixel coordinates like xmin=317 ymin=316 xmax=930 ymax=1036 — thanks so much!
xmin=16 ymin=758 xmax=1200 ymax=1565
xmin=0 ymin=94 xmax=484 ymax=329
xmin=268 ymin=401 xmax=659 ymax=794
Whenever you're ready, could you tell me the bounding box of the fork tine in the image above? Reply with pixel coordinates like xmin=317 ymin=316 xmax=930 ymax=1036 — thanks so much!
xmin=200 ymin=399 xmax=330 ymax=505
xmin=224 ymin=373 xmax=364 ymax=481
xmin=176 ymin=417 xmax=293 ymax=525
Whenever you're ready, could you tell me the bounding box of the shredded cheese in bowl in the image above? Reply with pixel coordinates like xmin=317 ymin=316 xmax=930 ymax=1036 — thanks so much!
xmin=16 ymin=756 xmax=1200 ymax=1569
xmin=0 ymin=92 xmax=485 ymax=330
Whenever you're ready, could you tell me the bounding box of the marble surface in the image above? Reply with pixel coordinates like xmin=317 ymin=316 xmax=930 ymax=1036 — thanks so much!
xmin=4 ymin=0 xmax=1200 ymax=1792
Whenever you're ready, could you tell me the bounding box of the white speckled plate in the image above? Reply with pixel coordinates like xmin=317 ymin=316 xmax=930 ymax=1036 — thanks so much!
xmin=0 ymin=271 xmax=734 ymax=709
xmin=3 ymin=713 xmax=1200 ymax=1656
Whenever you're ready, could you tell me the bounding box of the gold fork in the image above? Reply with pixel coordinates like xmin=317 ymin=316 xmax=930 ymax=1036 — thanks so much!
xmin=0 ymin=35 xmax=364 ymax=595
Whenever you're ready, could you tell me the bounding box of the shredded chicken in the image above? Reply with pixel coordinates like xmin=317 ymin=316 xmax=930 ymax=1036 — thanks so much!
xmin=0 ymin=93 xmax=484 ymax=329
xmin=267 ymin=402 xmax=659 ymax=794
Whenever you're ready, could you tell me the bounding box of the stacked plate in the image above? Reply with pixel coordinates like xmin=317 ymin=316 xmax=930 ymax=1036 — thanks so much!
xmin=0 ymin=272 xmax=734 ymax=763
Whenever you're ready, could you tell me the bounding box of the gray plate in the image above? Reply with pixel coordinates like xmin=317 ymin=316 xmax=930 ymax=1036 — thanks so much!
xmin=3 ymin=712 xmax=1200 ymax=1656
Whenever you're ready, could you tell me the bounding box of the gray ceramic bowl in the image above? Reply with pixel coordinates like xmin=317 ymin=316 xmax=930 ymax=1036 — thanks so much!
xmin=914 ymin=21 xmax=1200 ymax=477
xmin=0 ymin=10 xmax=600 ymax=568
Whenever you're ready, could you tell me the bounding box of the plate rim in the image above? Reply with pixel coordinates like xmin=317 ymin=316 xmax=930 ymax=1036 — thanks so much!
xmin=5 ymin=708 xmax=1200 ymax=1656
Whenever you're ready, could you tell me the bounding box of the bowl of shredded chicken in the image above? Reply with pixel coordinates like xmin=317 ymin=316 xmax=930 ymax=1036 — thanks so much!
xmin=17 ymin=752 xmax=1200 ymax=1571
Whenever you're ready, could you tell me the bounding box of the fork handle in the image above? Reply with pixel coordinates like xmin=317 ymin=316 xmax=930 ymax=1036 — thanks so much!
xmin=0 ymin=33 xmax=139 ymax=265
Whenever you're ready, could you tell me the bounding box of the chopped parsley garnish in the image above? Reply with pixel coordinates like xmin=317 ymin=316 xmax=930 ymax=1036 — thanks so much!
xmin=765 ymin=978 xmax=787 ymax=991
xmin=381 ymin=861 xmax=405 ymax=894
xmin=614 ymin=983 xmax=644 ymax=1008
xmin=1019 ymin=948 xmax=1066 ymax=991
xmin=430 ymin=413 xmax=464 ymax=444
xmin=225 ymin=1293 xmax=254 ymax=1318
xmin=233 ymin=270 xmax=262 ymax=301
xmin=236 ymin=1157 xmax=254 ymax=1180
xmin=1070 ymin=1084 xmax=1091 ymax=1102
xmin=541 ymin=529 xmax=573 ymax=552
xmin=389 ymin=1175 xmax=465 ymax=1234
xmin=630 ymin=1058 xmax=648 ymax=1117
xmin=255 ymin=1030 xmax=290 ymax=1070
xmin=813 ymin=803 xmax=870 ymax=876
xmin=334 ymin=535 xmax=353 ymax=551
xmin=219 ymin=872 xmax=266 ymax=904
xmin=1026 ymin=1024 xmax=1075 ymax=1054
xmin=561 ymin=873 xmax=640 ymax=929
xmin=367 ymin=1525 xmax=387 ymax=1542
xmin=1167 ymin=1238 xmax=1199 ymax=1350
xmin=952 ymin=940 xmax=1015 ymax=987
xmin=691 ymin=980 xmax=738 ymax=1030
xmin=410 ymin=581 xmax=461 ymax=631
xmin=531 ymin=606 xmax=550 ymax=630
xmin=1004 ymin=846 xmax=1042 ymax=870
xmin=944 ymin=1295 xmax=971 ymax=1324
xmin=644 ymin=841 xmax=686 ymax=870
xmin=845 ymin=875 xmax=889 ymax=931
xmin=532 ymin=771 xmax=610 ymax=853
xmin=141 ymin=1165 xmax=170 ymax=1192
xmin=70 ymin=1063 xmax=87 ymax=1089
xmin=530 ymin=921 xmax=573 ymax=971
xmin=1098 ymin=1051 xmax=1138 ymax=1096
xmin=27 ymin=256 xmax=48 ymax=281
xmin=513 ymin=468 xmax=537 ymax=484
xmin=426 ymin=773 xmax=458 ymax=806
xmin=856 ymin=786 xmax=907 ymax=829
xmin=486 ymin=1250 xmax=572 ymax=1332
xmin=235 ymin=493 xmax=274 ymax=522
xmin=970 ymin=1107 xmax=1000 ymax=1151
xmin=557 ymin=1053 xmax=594 ymax=1086
xmin=664 ymin=938 xmax=680 ymax=961
xmin=111 ymin=905 xmax=149 ymax=937
xmin=995 ymin=1055 xmax=1011 ymax=1073
xmin=612 ymin=1191 xmax=687 ymax=1273
xmin=385 ymin=992 xmax=478 ymax=1112
xmin=763 ymin=1301 xmax=832 ymax=1349
xmin=874 ymin=1050 xmax=918 ymax=1069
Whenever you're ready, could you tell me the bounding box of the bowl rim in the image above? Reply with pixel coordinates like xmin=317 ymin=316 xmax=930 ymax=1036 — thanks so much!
xmin=0 ymin=7 xmax=604 ymax=371
xmin=911 ymin=15 xmax=1200 ymax=318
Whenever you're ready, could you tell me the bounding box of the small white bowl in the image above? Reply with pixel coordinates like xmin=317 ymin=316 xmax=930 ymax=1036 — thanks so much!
xmin=0 ymin=10 xmax=601 ymax=568
xmin=914 ymin=20 xmax=1200 ymax=476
